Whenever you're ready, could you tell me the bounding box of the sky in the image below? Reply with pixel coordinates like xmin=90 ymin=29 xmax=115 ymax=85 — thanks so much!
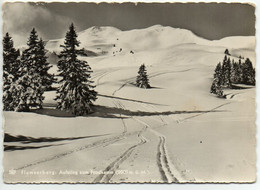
xmin=2 ymin=2 xmax=255 ymax=46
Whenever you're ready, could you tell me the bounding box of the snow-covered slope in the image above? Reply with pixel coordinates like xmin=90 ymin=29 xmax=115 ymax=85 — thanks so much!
xmin=4 ymin=25 xmax=256 ymax=183
xmin=43 ymin=25 xmax=255 ymax=55
xmin=114 ymin=25 xmax=208 ymax=51
xmin=205 ymin=36 xmax=256 ymax=50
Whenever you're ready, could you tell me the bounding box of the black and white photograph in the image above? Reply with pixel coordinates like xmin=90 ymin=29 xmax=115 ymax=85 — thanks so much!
xmin=1 ymin=1 xmax=256 ymax=184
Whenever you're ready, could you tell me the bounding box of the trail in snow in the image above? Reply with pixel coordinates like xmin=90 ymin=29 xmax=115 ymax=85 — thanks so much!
xmin=93 ymin=126 xmax=147 ymax=183
xmin=106 ymin=68 xmax=235 ymax=183
xmin=91 ymin=78 xmax=155 ymax=182
xmin=94 ymin=68 xmax=121 ymax=86
xmin=111 ymin=68 xmax=196 ymax=97
xmin=96 ymin=71 xmax=109 ymax=86
xmin=112 ymin=100 xmax=127 ymax=134
xmin=14 ymin=129 xmax=144 ymax=171
xmin=179 ymin=102 xmax=231 ymax=123
xmin=110 ymin=74 xmax=182 ymax=182
xmin=114 ymin=97 xmax=185 ymax=182
xmin=119 ymin=95 xmax=194 ymax=183
xmin=92 ymin=70 xmax=108 ymax=80
xmin=157 ymin=136 xmax=178 ymax=183
xmin=135 ymin=102 xmax=168 ymax=125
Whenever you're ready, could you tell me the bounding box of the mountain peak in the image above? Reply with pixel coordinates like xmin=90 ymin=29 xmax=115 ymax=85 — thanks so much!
xmin=86 ymin=26 xmax=121 ymax=33
xmin=43 ymin=25 xmax=254 ymax=53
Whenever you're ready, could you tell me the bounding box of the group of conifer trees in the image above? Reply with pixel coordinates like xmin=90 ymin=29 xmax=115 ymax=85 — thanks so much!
xmin=3 ymin=29 xmax=55 ymax=111
xmin=3 ymin=24 xmax=97 ymax=115
xmin=3 ymin=23 xmax=151 ymax=115
xmin=210 ymin=54 xmax=255 ymax=98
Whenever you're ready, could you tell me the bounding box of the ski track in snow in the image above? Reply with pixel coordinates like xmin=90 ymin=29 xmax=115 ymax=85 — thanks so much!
xmin=92 ymin=70 xmax=107 ymax=80
xmin=112 ymin=100 xmax=127 ymax=134
xmin=95 ymin=68 xmax=234 ymax=183
xmin=110 ymin=71 xmax=186 ymax=182
xmin=93 ymin=126 xmax=147 ymax=183
xmin=96 ymin=72 xmax=109 ymax=86
xmin=130 ymin=116 xmax=183 ymax=182
xmin=109 ymin=75 xmax=231 ymax=183
xmin=111 ymin=68 xmax=196 ymax=96
xmin=14 ymin=130 xmax=143 ymax=171
xmin=136 ymin=102 xmax=169 ymax=125
xmin=112 ymin=82 xmax=129 ymax=96
xmin=157 ymin=136 xmax=178 ymax=183
xmin=5 ymin=26 xmax=256 ymax=183
xmin=179 ymin=102 xmax=231 ymax=123
xmin=91 ymin=78 xmax=153 ymax=182
xmin=94 ymin=68 xmax=121 ymax=86
xmin=9 ymin=61 xmax=239 ymax=182
xmin=113 ymin=96 xmax=185 ymax=182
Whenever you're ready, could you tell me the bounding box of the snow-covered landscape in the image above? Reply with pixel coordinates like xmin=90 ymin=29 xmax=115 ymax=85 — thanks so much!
xmin=3 ymin=24 xmax=256 ymax=183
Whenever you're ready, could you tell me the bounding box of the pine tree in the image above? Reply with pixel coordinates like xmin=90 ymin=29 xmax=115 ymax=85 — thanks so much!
xmin=242 ymin=58 xmax=255 ymax=85
xmin=237 ymin=58 xmax=244 ymax=84
xmin=230 ymin=59 xmax=240 ymax=84
xmin=37 ymin=38 xmax=55 ymax=90
xmin=210 ymin=62 xmax=224 ymax=97
xmin=221 ymin=55 xmax=227 ymax=85
xmin=221 ymin=56 xmax=232 ymax=87
xmin=3 ymin=33 xmax=21 ymax=111
xmin=15 ymin=28 xmax=45 ymax=111
xmin=55 ymin=23 xmax=97 ymax=115
xmin=3 ymin=33 xmax=20 ymax=79
xmin=136 ymin=64 xmax=150 ymax=88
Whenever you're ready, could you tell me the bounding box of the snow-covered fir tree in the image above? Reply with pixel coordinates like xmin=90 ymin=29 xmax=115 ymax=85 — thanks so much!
xmin=55 ymin=23 xmax=97 ymax=115
xmin=237 ymin=58 xmax=244 ymax=83
xmin=230 ymin=59 xmax=240 ymax=84
xmin=14 ymin=71 xmax=44 ymax=111
xmin=229 ymin=57 xmax=255 ymax=86
xmin=3 ymin=33 xmax=20 ymax=79
xmin=136 ymin=64 xmax=150 ymax=88
xmin=14 ymin=28 xmax=47 ymax=111
xmin=211 ymin=55 xmax=256 ymax=98
xmin=3 ymin=33 xmax=20 ymax=111
xmin=210 ymin=62 xmax=224 ymax=97
xmin=221 ymin=55 xmax=232 ymax=87
xmin=242 ymin=58 xmax=255 ymax=85
xmin=37 ymin=38 xmax=55 ymax=90
xmin=22 ymin=30 xmax=54 ymax=90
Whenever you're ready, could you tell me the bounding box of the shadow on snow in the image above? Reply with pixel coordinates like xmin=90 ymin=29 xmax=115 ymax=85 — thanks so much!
xmin=4 ymin=133 xmax=110 ymax=151
xmin=97 ymin=93 xmax=166 ymax=106
xmin=31 ymin=103 xmax=225 ymax=119
xmin=4 ymin=133 xmax=109 ymax=144
xmin=4 ymin=143 xmax=64 ymax=152
xmin=91 ymin=105 xmax=226 ymax=118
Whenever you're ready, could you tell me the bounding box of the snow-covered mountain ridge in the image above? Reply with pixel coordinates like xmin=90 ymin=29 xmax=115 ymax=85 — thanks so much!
xmin=44 ymin=25 xmax=255 ymax=54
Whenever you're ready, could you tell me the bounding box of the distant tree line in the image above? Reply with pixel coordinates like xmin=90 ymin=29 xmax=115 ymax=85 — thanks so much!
xmin=211 ymin=53 xmax=255 ymax=98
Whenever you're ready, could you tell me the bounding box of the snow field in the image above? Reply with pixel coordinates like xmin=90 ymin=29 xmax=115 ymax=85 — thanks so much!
xmin=4 ymin=25 xmax=256 ymax=183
